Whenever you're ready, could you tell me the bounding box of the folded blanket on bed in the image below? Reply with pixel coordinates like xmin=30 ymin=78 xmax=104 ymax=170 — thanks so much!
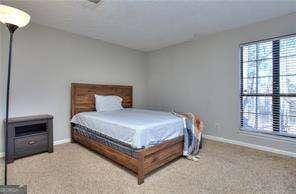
xmin=172 ymin=112 xmax=204 ymax=161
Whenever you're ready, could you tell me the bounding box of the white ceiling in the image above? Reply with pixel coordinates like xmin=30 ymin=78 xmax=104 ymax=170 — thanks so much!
xmin=3 ymin=0 xmax=296 ymax=51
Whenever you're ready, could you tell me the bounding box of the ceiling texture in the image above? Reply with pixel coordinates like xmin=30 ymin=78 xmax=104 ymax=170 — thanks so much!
xmin=2 ymin=0 xmax=296 ymax=51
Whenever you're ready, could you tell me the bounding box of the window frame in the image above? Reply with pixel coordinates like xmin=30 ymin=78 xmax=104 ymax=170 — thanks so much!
xmin=239 ymin=33 xmax=296 ymax=138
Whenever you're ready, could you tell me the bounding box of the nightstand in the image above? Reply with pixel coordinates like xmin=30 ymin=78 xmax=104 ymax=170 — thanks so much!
xmin=5 ymin=115 xmax=53 ymax=163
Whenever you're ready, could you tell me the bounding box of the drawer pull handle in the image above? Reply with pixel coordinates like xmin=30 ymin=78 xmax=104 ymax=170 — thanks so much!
xmin=28 ymin=140 xmax=35 ymax=145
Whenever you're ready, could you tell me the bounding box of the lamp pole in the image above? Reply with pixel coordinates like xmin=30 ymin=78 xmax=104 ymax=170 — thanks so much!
xmin=4 ymin=23 xmax=18 ymax=185
xmin=0 ymin=5 xmax=30 ymax=185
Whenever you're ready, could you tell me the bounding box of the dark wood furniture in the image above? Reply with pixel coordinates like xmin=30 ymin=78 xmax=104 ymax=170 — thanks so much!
xmin=6 ymin=115 xmax=53 ymax=163
xmin=71 ymin=83 xmax=184 ymax=184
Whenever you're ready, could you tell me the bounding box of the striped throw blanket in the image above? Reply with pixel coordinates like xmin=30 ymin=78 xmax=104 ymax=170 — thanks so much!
xmin=172 ymin=112 xmax=204 ymax=161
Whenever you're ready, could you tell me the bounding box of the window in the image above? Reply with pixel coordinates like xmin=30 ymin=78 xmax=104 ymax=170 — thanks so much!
xmin=240 ymin=34 xmax=296 ymax=137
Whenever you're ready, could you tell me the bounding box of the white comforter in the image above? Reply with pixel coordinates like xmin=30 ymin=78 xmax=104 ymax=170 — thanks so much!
xmin=71 ymin=108 xmax=184 ymax=148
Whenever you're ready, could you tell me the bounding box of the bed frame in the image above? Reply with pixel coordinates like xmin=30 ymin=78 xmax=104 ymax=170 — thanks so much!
xmin=71 ymin=83 xmax=184 ymax=184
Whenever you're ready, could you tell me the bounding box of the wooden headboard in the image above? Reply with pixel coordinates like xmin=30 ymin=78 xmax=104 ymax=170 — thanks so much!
xmin=71 ymin=83 xmax=133 ymax=117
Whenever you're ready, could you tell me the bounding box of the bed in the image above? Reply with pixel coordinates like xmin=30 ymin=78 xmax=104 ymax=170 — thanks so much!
xmin=70 ymin=83 xmax=184 ymax=184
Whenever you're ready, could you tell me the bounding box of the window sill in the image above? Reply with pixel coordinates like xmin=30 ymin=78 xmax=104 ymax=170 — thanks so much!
xmin=239 ymin=128 xmax=296 ymax=144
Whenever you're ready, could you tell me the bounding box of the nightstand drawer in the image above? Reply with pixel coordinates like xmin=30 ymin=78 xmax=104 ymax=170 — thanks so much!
xmin=14 ymin=133 xmax=48 ymax=158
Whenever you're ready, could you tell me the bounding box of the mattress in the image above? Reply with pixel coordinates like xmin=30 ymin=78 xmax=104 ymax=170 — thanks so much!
xmin=71 ymin=108 xmax=184 ymax=149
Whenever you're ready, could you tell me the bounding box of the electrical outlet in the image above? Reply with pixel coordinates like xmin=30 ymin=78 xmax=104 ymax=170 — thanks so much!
xmin=215 ymin=123 xmax=221 ymax=130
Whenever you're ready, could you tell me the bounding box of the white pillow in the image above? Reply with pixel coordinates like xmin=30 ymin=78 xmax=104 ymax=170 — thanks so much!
xmin=95 ymin=95 xmax=124 ymax=112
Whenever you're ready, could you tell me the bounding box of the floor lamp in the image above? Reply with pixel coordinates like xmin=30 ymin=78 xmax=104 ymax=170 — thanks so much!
xmin=0 ymin=4 xmax=30 ymax=185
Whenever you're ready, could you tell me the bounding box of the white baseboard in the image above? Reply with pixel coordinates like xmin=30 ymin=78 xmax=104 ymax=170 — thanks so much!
xmin=203 ymin=134 xmax=296 ymax=158
xmin=54 ymin=138 xmax=71 ymax=145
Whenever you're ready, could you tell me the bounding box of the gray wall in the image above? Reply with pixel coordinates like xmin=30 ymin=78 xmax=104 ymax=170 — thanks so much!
xmin=147 ymin=13 xmax=296 ymax=153
xmin=0 ymin=23 xmax=148 ymax=151
xmin=0 ymin=25 xmax=4 ymax=154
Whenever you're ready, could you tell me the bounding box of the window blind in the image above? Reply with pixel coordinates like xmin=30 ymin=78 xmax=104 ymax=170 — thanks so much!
xmin=240 ymin=34 xmax=296 ymax=137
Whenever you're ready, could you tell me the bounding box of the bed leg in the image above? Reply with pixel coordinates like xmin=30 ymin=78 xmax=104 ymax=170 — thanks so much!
xmin=138 ymin=176 xmax=144 ymax=185
xmin=137 ymin=151 xmax=145 ymax=185
xmin=199 ymin=135 xmax=203 ymax=149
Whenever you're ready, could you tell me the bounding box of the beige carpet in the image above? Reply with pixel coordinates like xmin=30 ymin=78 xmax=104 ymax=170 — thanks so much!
xmin=8 ymin=140 xmax=296 ymax=194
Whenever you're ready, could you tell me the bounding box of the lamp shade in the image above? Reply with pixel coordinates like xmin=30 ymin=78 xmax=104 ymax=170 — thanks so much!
xmin=0 ymin=4 xmax=30 ymax=27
